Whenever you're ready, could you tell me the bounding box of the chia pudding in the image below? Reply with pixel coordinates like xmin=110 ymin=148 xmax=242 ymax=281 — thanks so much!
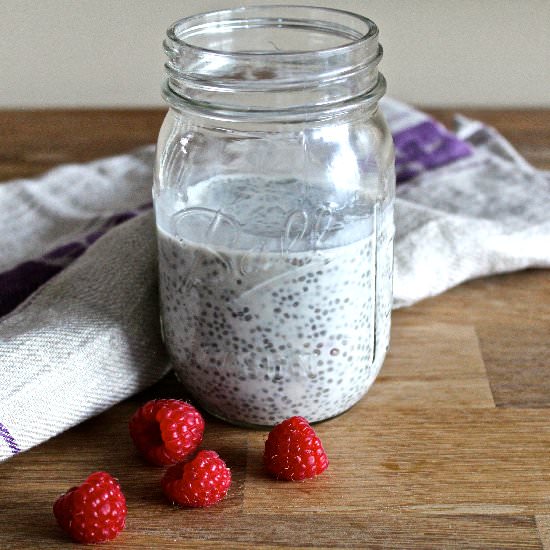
xmin=156 ymin=175 xmax=394 ymax=425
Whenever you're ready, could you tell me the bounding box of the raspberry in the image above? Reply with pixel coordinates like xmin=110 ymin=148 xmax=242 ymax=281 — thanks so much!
xmin=129 ymin=399 xmax=205 ymax=466
xmin=264 ymin=416 xmax=329 ymax=481
xmin=161 ymin=450 xmax=231 ymax=507
xmin=53 ymin=472 xmax=127 ymax=543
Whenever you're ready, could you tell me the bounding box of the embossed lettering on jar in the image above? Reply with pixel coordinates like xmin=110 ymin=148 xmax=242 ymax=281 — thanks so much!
xmin=154 ymin=6 xmax=395 ymax=426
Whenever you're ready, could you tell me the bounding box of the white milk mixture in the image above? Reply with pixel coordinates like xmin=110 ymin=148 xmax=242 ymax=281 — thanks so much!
xmin=156 ymin=175 xmax=393 ymax=425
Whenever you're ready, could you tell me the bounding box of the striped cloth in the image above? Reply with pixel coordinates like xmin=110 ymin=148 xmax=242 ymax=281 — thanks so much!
xmin=1 ymin=99 xmax=548 ymax=460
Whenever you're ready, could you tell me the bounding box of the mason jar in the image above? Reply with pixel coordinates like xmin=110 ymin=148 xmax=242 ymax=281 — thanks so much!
xmin=154 ymin=5 xmax=395 ymax=426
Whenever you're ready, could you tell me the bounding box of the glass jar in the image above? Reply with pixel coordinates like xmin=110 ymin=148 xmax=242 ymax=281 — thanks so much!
xmin=154 ymin=6 xmax=395 ymax=426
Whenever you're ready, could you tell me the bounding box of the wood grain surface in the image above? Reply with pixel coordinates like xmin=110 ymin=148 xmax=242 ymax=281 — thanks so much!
xmin=0 ymin=109 xmax=549 ymax=549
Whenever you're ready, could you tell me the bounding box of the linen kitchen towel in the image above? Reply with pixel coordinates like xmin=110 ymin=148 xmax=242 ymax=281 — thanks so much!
xmin=1 ymin=99 xmax=549 ymax=460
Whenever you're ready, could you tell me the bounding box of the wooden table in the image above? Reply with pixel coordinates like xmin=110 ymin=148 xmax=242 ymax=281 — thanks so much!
xmin=0 ymin=109 xmax=549 ymax=549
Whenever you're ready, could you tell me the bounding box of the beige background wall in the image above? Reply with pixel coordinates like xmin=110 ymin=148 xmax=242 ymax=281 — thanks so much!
xmin=1 ymin=0 xmax=549 ymax=108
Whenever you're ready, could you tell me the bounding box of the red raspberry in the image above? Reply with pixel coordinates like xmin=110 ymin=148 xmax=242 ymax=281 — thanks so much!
xmin=53 ymin=472 xmax=127 ymax=544
xmin=264 ymin=416 xmax=329 ymax=481
xmin=129 ymin=399 xmax=205 ymax=466
xmin=161 ymin=450 xmax=231 ymax=507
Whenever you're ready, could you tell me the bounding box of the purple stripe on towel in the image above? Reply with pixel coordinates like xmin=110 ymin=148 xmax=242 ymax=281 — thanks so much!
xmin=0 ymin=203 xmax=152 ymax=318
xmin=0 ymin=422 xmax=20 ymax=455
xmin=0 ymin=260 xmax=67 ymax=318
xmin=393 ymin=120 xmax=472 ymax=183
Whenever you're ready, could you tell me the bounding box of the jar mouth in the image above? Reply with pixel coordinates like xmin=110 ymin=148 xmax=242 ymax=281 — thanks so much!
xmin=163 ymin=5 xmax=385 ymax=119
xmin=166 ymin=5 xmax=378 ymax=58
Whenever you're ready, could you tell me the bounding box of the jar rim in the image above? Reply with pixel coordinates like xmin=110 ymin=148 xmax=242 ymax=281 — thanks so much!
xmin=166 ymin=5 xmax=378 ymax=59
xmin=163 ymin=5 xmax=385 ymax=120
